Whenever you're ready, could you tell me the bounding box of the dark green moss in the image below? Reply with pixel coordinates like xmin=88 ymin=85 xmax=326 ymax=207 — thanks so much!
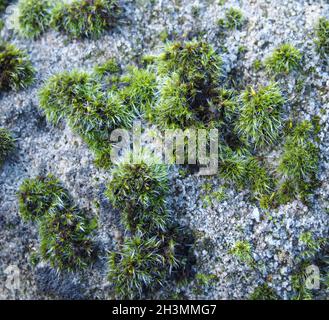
xmin=50 ymin=0 xmax=120 ymax=39
xmin=18 ymin=174 xmax=69 ymax=222
xmin=224 ymin=8 xmax=245 ymax=30
xmin=0 ymin=128 xmax=15 ymax=167
xmin=0 ymin=0 xmax=10 ymax=13
xmin=0 ymin=42 xmax=35 ymax=91
xmin=39 ymin=206 xmax=97 ymax=271
xmin=108 ymin=235 xmax=173 ymax=299
xmin=105 ymin=152 xmax=169 ymax=233
xmin=315 ymin=17 xmax=329 ymax=56
xmin=154 ymin=40 xmax=223 ymax=128
xmin=265 ymin=44 xmax=302 ymax=74
xmin=236 ymin=84 xmax=285 ymax=147
xmin=38 ymin=70 xmax=133 ymax=168
xmin=249 ymin=284 xmax=280 ymax=300
xmin=18 ymin=0 xmax=52 ymax=38
xmin=18 ymin=175 xmax=97 ymax=271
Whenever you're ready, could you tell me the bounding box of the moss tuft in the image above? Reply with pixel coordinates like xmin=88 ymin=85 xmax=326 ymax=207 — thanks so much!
xmin=50 ymin=0 xmax=120 ymax=39
xmin=18 ymin=175 xmax=97 ymax=271
xmin=249 ymin=284 xmax=280 ymax=300
xmin=18 ymin=0 xmax=52 ymax=38
xmin=236 ymin=84 xmax=285 ymax=147
xmin=0 ymin=42 xmax=35 ymax=91
xmin=105 ymin=152 xmax=169 ymax=233
xmin=315 ymin=17 xmax=329 ymax=56
xmin=38 ymin=69 xmax=133 ymax=168
xmin=155 ymin=40 xmax=223 ymax=128
xmin=0 ymin=128 xmax=15 ymax=167
xmin=18 ymin=174 xmax=69 ymax=222
xmin=265 ymin=44 xmax=302 ymax=74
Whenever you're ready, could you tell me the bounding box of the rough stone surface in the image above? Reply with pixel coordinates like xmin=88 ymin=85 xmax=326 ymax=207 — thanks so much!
xmin=0 ymin=0 xmax=328 ymax=299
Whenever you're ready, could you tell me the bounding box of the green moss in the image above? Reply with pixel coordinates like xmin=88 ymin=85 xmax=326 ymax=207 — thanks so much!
xmin=278 ymin=121 xmax=319 ymax=181
xmin=224 ymin=8 xmax=245 ymax=30
xmin=18 ymin=0 xmax=52 ymax=38
xmin=0 ymin=42 xmax=35 ymax=91
xmin=38 ymin=70 xmax=133 ymax=168
xmin=0 ymin=0 xmax=10 ymax=13
xmin=105 ymin=152 xmax=169 ymax=233
xmin=18 ymin=175 xmax=97 ymax=271
xmin=93 ymin=58 xmax=121 ymax=78
xmin=230 ymin=240 xmax=254 ymax=266
xmin=236 ymin=84 xmax=285 ymax=147
xmin=0 ymin=128 xmax=15 ymax=167
xmin=314 ymin=17 xmax=329 ymax=56
xmin=268 ymin=120 xmax=320 ymax=206
xmin=119 ymin=66 xmax=157 ymax=116
xmin=39 ymin=206 xmax=96 ymax=271
xmin=108 ymin=235 xmax=174 ymax=299
xmin=218 ymin=8 xmax=245 ymax=31
xmin=50 ymin=0 xmax=120 ymax=39
xmin=265 ymin=44 xmax=302 ymax=74
xmin=18 ymin=174 xmax=69 ymax=222
xmin=154 ymin=40 xmax=223 ymax=128
xmin=249 ymin=284 xmax=279 ymax=300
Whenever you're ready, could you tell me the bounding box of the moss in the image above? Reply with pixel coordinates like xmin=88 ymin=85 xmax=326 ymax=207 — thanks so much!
xmin=218 ymin=8 xmax=245 ymax=31
xmin=18 ymin=0 xmax=52 ymax=38
xmin=249 ymin=284 xmax=280 ymax=300
xmin=278 ymin=121 xmax=319 ymax=181
xmin=18 ymin=174 xmax=69 ymax=222
xmin=314 ymin=17 xmax=329 ymax=56
xmin=0 ymin=0 xmax=10 ymax=13
xmin=18 ymin=175 xmax=97 ymax=271
xmin=267 ymin=120 xmax=320 ymax=206
xmin=0 ymin=128 xmax=15 ymax=167
xmin=38 ymin=70 xmax=133 ymax=168
xmin=93 ymin=58 xmax=121 ymax=79
xmin=105 ymin=152 xmax=169 ymax=233
xmin=265 ymin=44 xmax=302 ymax=74
xmin=119 ymin=66 xmax=157 ymax=116
xmin=39 ymin=206 xmax=96 ymax=271
xmin=154 ymin=40 xmax=223 ymax=128
xmin=50 ymin=0 xmax=120 ymax=39
xmin=230 ymin=240 xmax=254 ymax=267
xmin=235 ymin=84 xmax=285 ymax=147
xmin=108 ymin=235 xmax=173 ymax=299
xmin=224 ymin=8 xmax=245 ymax=30
xmin=0 ymin=42 xmax=35 ymax=91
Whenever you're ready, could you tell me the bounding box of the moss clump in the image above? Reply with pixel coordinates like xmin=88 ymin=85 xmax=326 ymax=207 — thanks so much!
xmin=277 ymin=120 xmax=319 ymax=203
xmin=17 ymin=0 xmax=52 ymax=38
xmin=39 ymin=206 xmax=96 ymax=271
xmin=154 ymin=40 xmax=223 ymax=128
xmin=93 ymin=58 xmax=121 ymax=79
xmin=0 ymin=42 xmax=35 ymax=91
xmin=218 ymin=8 xmax=245 ymax=31
xmin=106 ymin=152 xmax=193 ymax=299
xmin=119 ymin=66 xmax=157 ymax=116
xmin=0 ymin=0 xmax=10 ymax=13
xmin=50 ymin=0 xmax=120 ymax=39
xmin=249 ymin=284 xmax=280 ymax=300
xmin=0 ymin=128 xmax=15 ymax=167
xmin=18 ymin=175 xmax=97 ymax=271
xmin=18 ymin=174 xmax=69 ymax=222
xmin=105 ymin=152 xmax=169 ymax=233
xmin=314 ymin=17 xmax=329 ymax=56
xmin=224 ymin=8 xmax=245 ymax=30
xmin=235 ymin=84 xmax=285 ymax=147
xmin=38 ymin=70 xmax=133 ymax=168
xmin=265 ymin=44 xmax=302 ymax=74
xmin=108 ymin=235 xmax=174 ymax=299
